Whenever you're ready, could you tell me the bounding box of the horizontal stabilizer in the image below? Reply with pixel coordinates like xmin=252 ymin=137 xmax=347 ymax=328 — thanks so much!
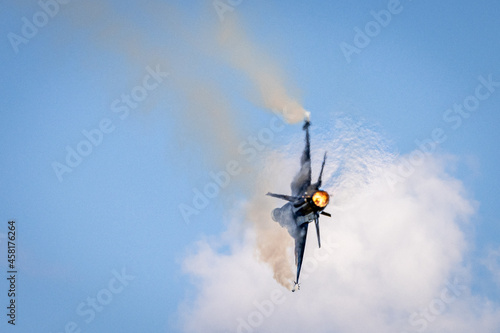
xmin=320 ymin=211 xmax=331 ymax=217
xmin=266 ymin=192 xmax=300 ymax=202
xmin=314 ymin=218 xmax=321 ymax=248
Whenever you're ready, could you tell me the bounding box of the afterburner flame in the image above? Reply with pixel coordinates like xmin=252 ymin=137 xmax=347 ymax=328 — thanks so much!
xmin=312 ymin=190 xmax=329 ymax=208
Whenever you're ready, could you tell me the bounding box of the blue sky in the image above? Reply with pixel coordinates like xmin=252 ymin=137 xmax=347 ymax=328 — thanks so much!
xmin=1 ymin=1 xmax=500 ymax=332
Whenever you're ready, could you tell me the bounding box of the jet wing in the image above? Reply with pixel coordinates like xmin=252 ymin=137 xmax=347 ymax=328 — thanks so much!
xmin=294 ymin=223 xmax=309 ymax=285
xmin=291 ymin=120 xmax=312 ymax=197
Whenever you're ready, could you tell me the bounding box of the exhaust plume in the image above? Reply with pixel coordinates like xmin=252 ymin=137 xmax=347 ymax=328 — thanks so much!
xmin=216 ymin=16 xmax=308 ymax=123
xmin=54 ymin=0 xmax=310 ymax=288
xmin=245 ymin=168 xmax=295 ymax=290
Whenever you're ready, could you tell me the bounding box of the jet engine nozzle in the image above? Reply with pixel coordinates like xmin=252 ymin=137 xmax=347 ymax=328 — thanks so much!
xmin=312 ymin=190 xmax=329 ymax=208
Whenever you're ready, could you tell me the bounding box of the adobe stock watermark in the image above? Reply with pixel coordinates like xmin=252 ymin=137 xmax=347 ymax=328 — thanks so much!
xmin=401 ymin=277 xmax=467 ymax=333
xmin=236 ymin=236 xmax=340 ymax=333
xmin=8 ymin=0 xmax=71 ymax=54
xmin=213 ymin=0 xmax=244 ymax=22
xmin=384 ymin=73 xmax=500 ymax=189
xmin=51 ymin=267 xmax=135 ymax=333
xmin=51 ymin=64 xmax=168 ymax=182
xmin=339 ymin=0 xmax=407 ymax=64
xmin=178 ymin=112 xmax=287 ymax=224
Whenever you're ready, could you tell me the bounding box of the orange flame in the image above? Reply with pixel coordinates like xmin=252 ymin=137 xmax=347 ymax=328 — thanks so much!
xmin=312 ymin=190 xmax=329 ymax=208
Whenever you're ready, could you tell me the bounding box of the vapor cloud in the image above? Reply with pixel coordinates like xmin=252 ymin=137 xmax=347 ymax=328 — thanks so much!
xmin=178 ymin=117 xmax=500 ymax=333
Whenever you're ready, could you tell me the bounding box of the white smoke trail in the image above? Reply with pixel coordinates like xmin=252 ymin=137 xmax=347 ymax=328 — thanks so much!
xmin=180 ymin=115 xmax=495 ymax=333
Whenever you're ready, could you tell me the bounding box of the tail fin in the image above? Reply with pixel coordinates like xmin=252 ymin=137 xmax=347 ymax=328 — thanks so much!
xmin=316 ymin=152 xmax=327 ymax=187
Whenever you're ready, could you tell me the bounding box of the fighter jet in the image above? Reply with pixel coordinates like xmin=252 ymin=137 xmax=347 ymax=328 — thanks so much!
xmin=267 ymin=113 xmax=331 ymax=291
